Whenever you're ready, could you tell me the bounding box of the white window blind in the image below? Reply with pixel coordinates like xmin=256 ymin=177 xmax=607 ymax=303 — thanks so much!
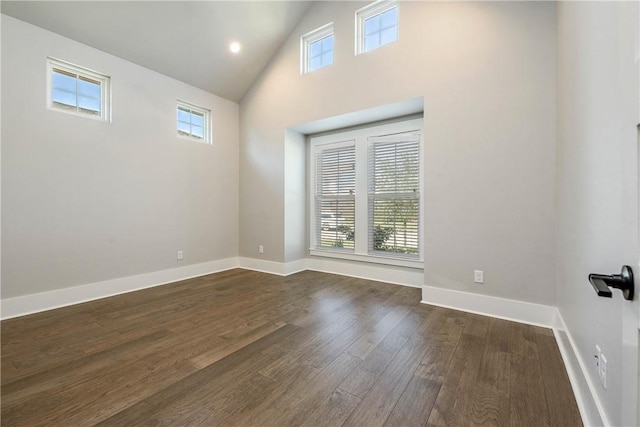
xmin=368 ymin=132 xmax=420 ymax=257
xmin=315 ymin=143 xmax=356 ymax=250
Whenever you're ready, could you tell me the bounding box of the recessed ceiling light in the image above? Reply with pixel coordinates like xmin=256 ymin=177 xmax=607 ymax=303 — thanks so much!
xmin=230 ymin=42 xmax=241 ymax=54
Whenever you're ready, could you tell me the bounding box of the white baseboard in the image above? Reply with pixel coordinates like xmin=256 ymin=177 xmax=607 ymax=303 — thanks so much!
xmin=237 ymin=257 xmax=423 ymax=288
xmin=554 ymin=311 xmax=608 ymax=427
xmin=306 ymin=256 xmax=423 ymax=288
xmin=1 ymin=256 xmax=422 ymax=320
xmin=0 ymin=258 xmax=238 ymax=320
xmin=284 ymin=259 xmax=308 ymax=275
xmin=237 ymin=257 xmax=306 ymax=276
xmin=421 ymin=285 xmax=557 ymax=328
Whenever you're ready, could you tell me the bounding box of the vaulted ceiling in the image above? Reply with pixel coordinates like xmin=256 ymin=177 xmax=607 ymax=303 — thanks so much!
xmin=1 ymin=1 xmax=314 ymax=102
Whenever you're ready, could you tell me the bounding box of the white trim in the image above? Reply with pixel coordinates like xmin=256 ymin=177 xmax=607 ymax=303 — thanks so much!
xmin=237 ymin=257 xmax=306 ymax=276
xmin=307 ymin=256 xmax=423 ymax=288
xmin=309 ymin=249 xmax=423 ymax=269
xmin=421 ymin=284 xmax=557 ymax=328
xmin=0 ymin=256 xmax=423 ymax=320
xmin=554 ymin=311 xmax=610 ymax=427
xmin=0 ymin=258 xmax=237 ymax=320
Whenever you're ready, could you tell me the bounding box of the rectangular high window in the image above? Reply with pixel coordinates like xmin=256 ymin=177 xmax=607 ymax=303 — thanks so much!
xmin=177 ymin=101 xmax=211 ymax=143
xmin=301 ymin=23 xmax=334 ymax=74
xmin=356 ymin=0 xmax=398 ymax=54
xmin=47 ymin=58 xmax=110 ymax=120
xmin=309 ymin=118 xmax=423 ymax=268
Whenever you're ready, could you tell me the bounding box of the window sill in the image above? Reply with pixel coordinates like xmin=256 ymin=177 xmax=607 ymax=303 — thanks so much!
xmin=309 ymin=249 xmax=423 ymax=269
xmin=47 ymin=105 xmax=109 ymax=122
xmin=177 ymin=134 xmax=212 ymax=144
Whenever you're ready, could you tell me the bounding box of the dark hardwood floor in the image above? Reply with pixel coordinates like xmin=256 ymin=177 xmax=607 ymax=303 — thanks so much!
xmin=1 ymin=269 xmax=582 ymax=426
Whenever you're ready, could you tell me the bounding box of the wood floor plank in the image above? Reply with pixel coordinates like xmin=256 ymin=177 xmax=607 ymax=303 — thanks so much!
xmin=510 ymin=322 xmax=539 ymax=358
xmin=509 ymin=354 xmax=551 ymax=427
xmin=118 ymin=330 xmax=302 ymax=426
xmin=535 ymin=333 xmax=582 ymax=426
xmin=202 ymin=373 xmax=279 ymax=426
xmin=339 ymin=306 xmax=445 ymax=399
xmin=301 ymin=389 xmax=362 ymax=427
xmin=384 ymin=376 xmax=441 ymax=427
xmin=338 ymin=309 xmax=423 ymax=398
xmin=141 ymin=372 xmax=279 ymax=427
xmin=346 ymin=305 xmax=411 ymax=359
xmin=1 ymin=329 xmax=171 ymax=407
xmin=190 ymin=320 xmax=286 ymax=369
xmin=426 ymin=328 xmax=487 ymax=427
xmin=342 ymin=335 xmax=432 ymax=427
xmin=219 ymin=362 xmax=323 ymax=426
xmin=259 ymin=286 xmax=403 ymax=381
xmin=384 ymin=337 xmax=457 ymax=427
xmin=470 ymin=350 xmax=510 ymax=426
xmin=258 ymin=311 xmax=362 ymax=380
xmin=96 ymin=323 xmax=300 ymax=426
xmin=245 ymin=352 xmax=361 ymax=426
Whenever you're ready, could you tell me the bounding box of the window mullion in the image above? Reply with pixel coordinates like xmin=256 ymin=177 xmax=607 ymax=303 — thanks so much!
xmin=74 ymin=75 xmax=79 ymax=113
xmin=354 ymin=136 xmax=368 ymax=255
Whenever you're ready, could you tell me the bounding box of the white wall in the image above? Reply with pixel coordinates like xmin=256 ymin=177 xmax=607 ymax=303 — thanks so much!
xmin=284 ymin=129 xmax=307 ymax=263
xmin=556 ymin=2 xmax=639 ymax=425
xmin=1 ymin=15 xmax=239 ymax=299
xmin=240 ymin=1 xmax=557 ymax=305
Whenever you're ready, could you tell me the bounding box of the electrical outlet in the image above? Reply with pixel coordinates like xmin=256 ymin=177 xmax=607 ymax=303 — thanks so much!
xmin=474 ymin=270 xmax=484 ymax=284
xmin=259 ymin=245 xmax=264 ymax=254
xmin=177 ymin=250 xmax=183 ymax=260
xmin=599 ymin=354 xmax=607 ymax=389
xmin=594 ymin=345 xmax=607 ymax=389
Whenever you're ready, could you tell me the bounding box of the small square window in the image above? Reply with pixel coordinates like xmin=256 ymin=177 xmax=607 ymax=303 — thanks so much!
xmin=301 ymin=23 xmax=334 ymax=74
xmin=356 ymin=1 xmax=398 ymax=55
xmin=47 ymin=58 xmax=110 ymax=121
xmin=177 ymin=101 xmax=211 ymax=143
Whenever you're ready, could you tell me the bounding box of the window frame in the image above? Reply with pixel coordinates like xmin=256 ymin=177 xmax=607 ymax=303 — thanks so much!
xmin=309 ymin=118 xmax=423 ymax=269
xmin=176 ymin=100 xmax=212 ymax=144
xmin=300 ymin=22 xmax=335 ymax=74
xmin=355 ymin=0 xmax=399 ymax=55
xmin=46 ymin=57 xmax=111 ymax=121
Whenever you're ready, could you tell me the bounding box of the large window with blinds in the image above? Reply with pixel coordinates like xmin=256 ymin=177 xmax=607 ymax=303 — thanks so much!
xmin=309 ymin=118 xmax=422 ymax=266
